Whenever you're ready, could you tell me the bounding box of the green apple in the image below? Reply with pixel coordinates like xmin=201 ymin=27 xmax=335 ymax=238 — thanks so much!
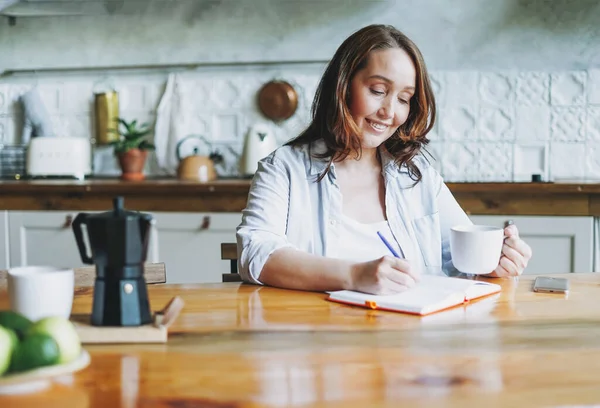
xmin=0 ymin=310 xmax=33 ymax=339
xmin=27 ymin=317 xmax=81 ymax=364
xmin=9 ymin=333 xmax=59 ymax=373
xmin=0 ymin=326 xmax=15 ymax=376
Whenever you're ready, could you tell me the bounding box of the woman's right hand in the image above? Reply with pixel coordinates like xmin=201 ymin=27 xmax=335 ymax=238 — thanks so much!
xmin=350 ymin=256 xmax=419 ymax=295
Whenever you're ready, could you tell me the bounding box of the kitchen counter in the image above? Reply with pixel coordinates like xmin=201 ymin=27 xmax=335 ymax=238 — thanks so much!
xmin=0 ymin=178 xmax=598 ymax=215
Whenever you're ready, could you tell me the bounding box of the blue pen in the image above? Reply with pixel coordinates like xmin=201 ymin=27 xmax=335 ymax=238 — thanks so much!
xmin=377 ymin=231 xmax=401 ymax=258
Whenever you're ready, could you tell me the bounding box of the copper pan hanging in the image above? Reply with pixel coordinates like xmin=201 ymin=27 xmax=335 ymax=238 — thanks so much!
xmin=257 ymin=80 xmax=298 ymax=122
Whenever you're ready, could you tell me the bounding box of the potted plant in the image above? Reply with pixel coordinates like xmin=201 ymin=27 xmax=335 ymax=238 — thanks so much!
xmin=109 ymin=118 xmax=155 ymax=181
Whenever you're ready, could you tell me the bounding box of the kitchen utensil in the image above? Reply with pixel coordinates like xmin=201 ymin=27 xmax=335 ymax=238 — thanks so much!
xmin=239 ymin=123 xmax=277 ymax=176
xmin=257 ymin=80 xmax=298 ymax=121
xmin=176 ymin=135 xmax=219 ymax=182
xmin=72 ymin=196 xmax=153 ymax=327
xmin=94 ymin=90 xmax=119 ymax=145
xmin=26 ymin=137 xmax=91 ymax=180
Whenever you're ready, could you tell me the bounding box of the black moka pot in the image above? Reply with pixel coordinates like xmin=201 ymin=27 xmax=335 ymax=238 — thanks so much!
xmin=72 ymin=196 xmax=153 ymax=326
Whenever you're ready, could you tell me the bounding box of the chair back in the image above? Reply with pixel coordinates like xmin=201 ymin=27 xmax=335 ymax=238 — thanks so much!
xmin=221 ymin=243 xmax=242 ymax=282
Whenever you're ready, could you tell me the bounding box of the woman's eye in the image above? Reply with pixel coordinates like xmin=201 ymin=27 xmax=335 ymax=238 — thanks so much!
xmin=398 ymin=98 xmax=409 ymax=104
xmin=370 ymin=89 xmax=385 ymax=96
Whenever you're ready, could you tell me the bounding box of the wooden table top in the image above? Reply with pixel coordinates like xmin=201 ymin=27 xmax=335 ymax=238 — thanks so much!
xmin=2 ymin=273 xmax=600 ymax=407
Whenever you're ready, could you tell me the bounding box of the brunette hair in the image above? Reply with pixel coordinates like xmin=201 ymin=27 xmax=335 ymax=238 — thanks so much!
xmin=287 ymin=24 xmax=436 ymax=183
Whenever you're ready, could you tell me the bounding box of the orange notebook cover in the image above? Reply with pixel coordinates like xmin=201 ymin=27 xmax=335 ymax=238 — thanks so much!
xmin=327 ymin=275 xmax=501 ymax=316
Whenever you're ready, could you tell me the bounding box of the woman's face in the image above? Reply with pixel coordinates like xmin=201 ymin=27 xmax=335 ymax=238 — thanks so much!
xmin=348 ymin=48 xmax=416 ymax=150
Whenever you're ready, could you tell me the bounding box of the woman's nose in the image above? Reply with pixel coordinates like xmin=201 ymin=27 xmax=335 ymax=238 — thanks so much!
xmin=378 ymin=99 xmax=394 ymax=119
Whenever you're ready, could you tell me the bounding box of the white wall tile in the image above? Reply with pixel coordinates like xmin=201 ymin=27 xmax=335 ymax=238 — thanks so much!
xmin=513 ymin=143 xmax=548 ymax=182
xmin=444 ymin=72 xmax=479 ymax=108
xmin=0 ymin=66 xmax=596 ymax=181
xmin=550 ymin=72 xmax=586 ymax=106
xmin=0 ymin=115 xmax=7 ymax=143
xmin=479 ymin=73 xmax=515 ymax=107
xmin=212 ymin=114 xmax=239 ymax=142
xmin=588 ymin=70 xmax=600 ymax=105
xmin=587 ymin=106 xmax=600 ymax=142
xmin=478 ymin=143 xmax=513 ymax=181
xmin=62 ymin=82 xmax=94 ymax=113
xmin=0 ymin=85 xmax=8 ymax=115
xmin=439 ymin=107 xmax=477 ymax=141
xmin=585 ymin=142 xmax=600 ymax=180
xmin=549 ymin=142 xmax=586 ymax=180
xmin=117 ymin=84 xmax=147 ymax=111
xmin=550 ymin=107 xmax=586 ymax=142
xmin=441 ymin=142 xmax=480 ymax=182
xmin=478 ymin=107 xmax=515 ymax=141
xmin=516 ymin=72 xmax=550 ymax=106
xmin=515 ymin=106 xmax=550 ymax=142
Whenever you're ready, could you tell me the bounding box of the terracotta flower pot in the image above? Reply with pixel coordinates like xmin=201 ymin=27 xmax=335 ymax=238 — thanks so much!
xmin=117 ymin=149 xmax=148 ymax=181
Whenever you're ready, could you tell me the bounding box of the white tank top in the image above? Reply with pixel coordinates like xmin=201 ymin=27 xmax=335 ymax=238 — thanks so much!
xmin=337 ymin=213 xmax=404 ymax=263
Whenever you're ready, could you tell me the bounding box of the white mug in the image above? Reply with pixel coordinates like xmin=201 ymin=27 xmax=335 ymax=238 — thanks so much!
xmin=7 ymin=266 xmax=75 ymax=322
xmin=450 ymin=225 xmax=504 ymax=275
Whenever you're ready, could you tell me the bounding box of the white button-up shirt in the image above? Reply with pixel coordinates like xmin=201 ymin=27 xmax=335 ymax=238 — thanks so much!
xmin=236 ymin=140 xmax=472 ymax=284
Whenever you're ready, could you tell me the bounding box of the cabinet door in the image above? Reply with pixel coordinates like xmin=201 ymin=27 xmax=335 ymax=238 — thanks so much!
xmin=151 ymin=212 xmax=241 ymax=284
xmin=8 ymin=211 xmax=159 ymax=269
xmin=0 ymin=211 xmax=8 ymax=269
xmin=469 ymin=215 xmax=593 ymax=274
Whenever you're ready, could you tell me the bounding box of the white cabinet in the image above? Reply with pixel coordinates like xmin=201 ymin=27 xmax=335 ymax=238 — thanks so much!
xmin=151 ymin=212 xmax=241 ymax=284
xmin=5 ymin=210 xmax=240 ymax=284
xmin=7 ymin=211 xmax=160 ymax=272
xmin=469 ymin=215 xmax=594 ymax=274
xmin=0 ymin=211 xmax=8 ymax=270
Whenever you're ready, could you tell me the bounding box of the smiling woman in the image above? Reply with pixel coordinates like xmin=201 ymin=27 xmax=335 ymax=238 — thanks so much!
xmin=236 ymin=24 xmax=533 ymax=295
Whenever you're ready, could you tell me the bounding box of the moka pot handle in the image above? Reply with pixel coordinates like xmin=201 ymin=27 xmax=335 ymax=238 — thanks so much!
xmin=72 ymin=213 xmax=93 ymax=264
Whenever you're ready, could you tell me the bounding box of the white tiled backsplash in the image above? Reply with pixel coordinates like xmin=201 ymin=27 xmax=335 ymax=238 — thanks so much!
xmin=1 ymin=64 xmax=600 ymax=182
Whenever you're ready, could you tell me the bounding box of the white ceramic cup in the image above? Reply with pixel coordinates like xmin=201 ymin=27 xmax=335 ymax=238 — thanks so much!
xmin=7 ymin=266 xmax=75 ymax=322
xmin=450 ymin=225 xmax=504 ymax=275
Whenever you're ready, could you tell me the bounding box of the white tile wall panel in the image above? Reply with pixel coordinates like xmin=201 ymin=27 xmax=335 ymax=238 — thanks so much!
xmin=440 ymin=107 xmax=478 ymax=141
xmin=516 ymin=72 xmax=550 ymax=106
xmin=515 ymin=106 xmax=550 ymax=142
xmin=550 ymin=71 xmax=586 ymax=107
xmin=587 ymin=70 xmax=600 ymax=105
xmin=477 ymin=143 xmax=513 ymax=182
xmin=441 ymin=142 xmax=480 ymax=182
xmin=478 ymin=107 xmax=515 ymax=141
xmin=586 ymin=107 xmax=600 ymax=142
xmin=479 ymin=73 xmax=515 ymax=107
xmin=549 ymin=142 xmax=586 ymax=180
xmin=0 ymin=67 xmax=598 ymax=181
xmin=585 ymin=142 xmax=600 ymax=180
xmin=550 ymin=107 xmax=586 ymax=142
xmin=444 ymin=72 xmax=479 ymax=108
xmin=0 ymin=115 xmax=7 ymax=143
xmin=0 ymin=85 xmax=8 ymax=115
xmin=513 ymin=143 xmax=549 ymax=182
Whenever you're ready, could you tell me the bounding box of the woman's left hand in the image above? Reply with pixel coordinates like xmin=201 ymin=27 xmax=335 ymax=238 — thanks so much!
xmin=487 ymin=224 xmax=532 ymax=277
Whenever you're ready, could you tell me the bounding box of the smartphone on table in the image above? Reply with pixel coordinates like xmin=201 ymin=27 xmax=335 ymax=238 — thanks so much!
xmin=533 ymin=276 xmax=569 ymax=294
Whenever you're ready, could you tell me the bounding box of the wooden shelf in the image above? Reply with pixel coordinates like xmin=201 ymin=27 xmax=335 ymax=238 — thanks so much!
xmin=0 ymin=179 xmax=598 ymax=215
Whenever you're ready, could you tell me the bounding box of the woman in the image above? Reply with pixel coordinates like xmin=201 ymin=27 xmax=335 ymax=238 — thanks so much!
xmin=237 ymin=24 xmax=532 ymax=295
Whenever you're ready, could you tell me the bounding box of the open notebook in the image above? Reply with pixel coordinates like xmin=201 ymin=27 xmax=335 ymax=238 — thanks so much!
xmin=327 ymin=275 xmax=501 ymax=316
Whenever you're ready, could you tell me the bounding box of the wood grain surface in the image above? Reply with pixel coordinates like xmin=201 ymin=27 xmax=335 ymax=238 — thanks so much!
xmin=1 ymin=273 xmax=600 ymax=407
xmin=1 ymin=179 xmax=600 ymax=215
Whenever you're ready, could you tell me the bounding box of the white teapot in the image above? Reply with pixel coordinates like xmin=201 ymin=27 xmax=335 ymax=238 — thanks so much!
xmin=239 ymin=123 xmax=277 ymax=177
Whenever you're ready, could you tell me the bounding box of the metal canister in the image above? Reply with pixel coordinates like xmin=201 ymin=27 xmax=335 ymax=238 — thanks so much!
xmin=94 ymin=91 xmax=119 ymax=145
